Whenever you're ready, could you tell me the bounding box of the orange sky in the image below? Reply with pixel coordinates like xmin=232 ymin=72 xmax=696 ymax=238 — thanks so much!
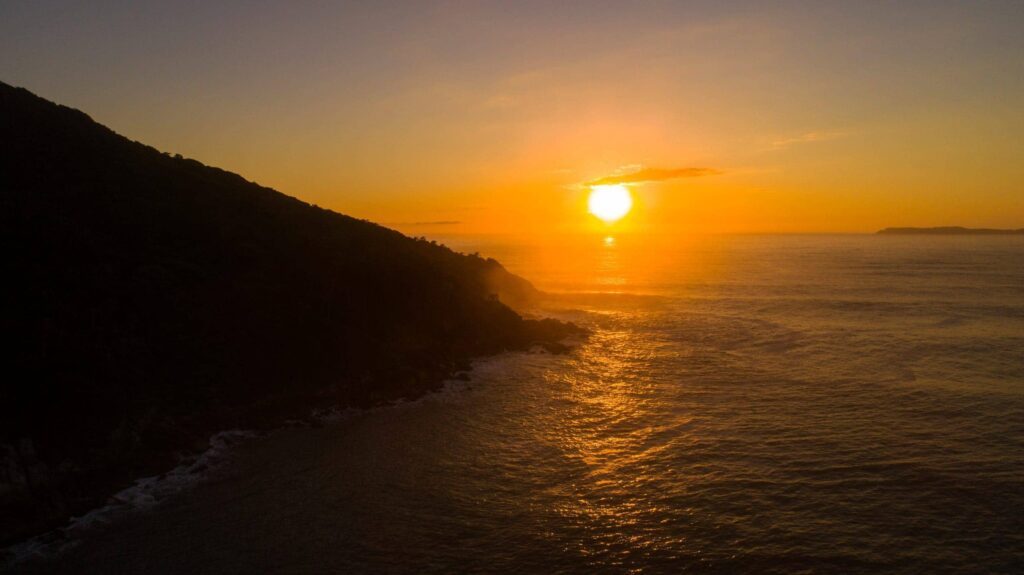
xmin=3 ymin=2 xmax=1022 ymax=234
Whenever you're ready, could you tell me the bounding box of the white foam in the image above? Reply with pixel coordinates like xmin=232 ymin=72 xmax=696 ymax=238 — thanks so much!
xmin=1 ymin=429 xmax=257 ymax=567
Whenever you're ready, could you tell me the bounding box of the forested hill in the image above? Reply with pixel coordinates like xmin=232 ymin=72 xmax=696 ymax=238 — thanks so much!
xmin=0 ymin=81 xmax=578 ymax=545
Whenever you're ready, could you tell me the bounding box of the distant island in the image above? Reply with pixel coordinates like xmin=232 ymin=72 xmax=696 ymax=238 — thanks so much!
xmin=877 ymin=226 xmax=1024 ymax=235
xmin=0 ymin=81 xmax=581 ymax=546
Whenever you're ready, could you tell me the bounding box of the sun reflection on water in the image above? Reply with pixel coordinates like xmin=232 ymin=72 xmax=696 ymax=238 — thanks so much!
xmin=539 ymin=322 xmax=697 ymax=562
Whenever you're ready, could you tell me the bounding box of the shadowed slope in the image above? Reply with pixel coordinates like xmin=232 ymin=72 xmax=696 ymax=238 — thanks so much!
xmin=0 ymin=81 xmax=578 ymax=545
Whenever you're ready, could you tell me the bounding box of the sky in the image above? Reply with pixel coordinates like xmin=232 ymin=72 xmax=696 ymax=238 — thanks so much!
xmin=2 ymin=1 xmax=1023 ymax=234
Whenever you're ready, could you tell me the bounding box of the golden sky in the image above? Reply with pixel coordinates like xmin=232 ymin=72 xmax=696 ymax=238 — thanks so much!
xmin=3 ymin=2 xmax=1022 ymax=234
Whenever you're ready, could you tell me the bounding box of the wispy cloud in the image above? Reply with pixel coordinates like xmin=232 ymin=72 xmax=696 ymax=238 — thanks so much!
xmin=390 ymin=220 xmax=462 ymax=226
xmin=587 ymin=166 xmax=721 ymax=186
xmin=771 ymin=130 xmax=848 ymax=149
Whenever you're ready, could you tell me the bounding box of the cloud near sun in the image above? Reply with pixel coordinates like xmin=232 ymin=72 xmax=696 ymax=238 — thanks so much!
xmin=586 ymin=167 xmax=721 ymax=187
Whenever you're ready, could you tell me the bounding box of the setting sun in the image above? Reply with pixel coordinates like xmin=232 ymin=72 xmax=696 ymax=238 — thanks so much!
xmin=588 ymin=185 xmax=633 ymax=223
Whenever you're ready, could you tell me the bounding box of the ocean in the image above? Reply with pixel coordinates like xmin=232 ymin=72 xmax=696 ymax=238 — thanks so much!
xmin=15 ymin=234 xmax=1024 ymax=574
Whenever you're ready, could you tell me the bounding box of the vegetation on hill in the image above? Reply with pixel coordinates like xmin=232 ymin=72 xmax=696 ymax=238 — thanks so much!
xmin=0 ymin=81 xmax=580 ymax=545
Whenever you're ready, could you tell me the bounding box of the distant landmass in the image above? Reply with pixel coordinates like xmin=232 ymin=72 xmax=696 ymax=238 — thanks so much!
xmin=878 ymin=226 xmax=1024 ymax=235
xmin=0 ymin=81 xmax=581 ymax=545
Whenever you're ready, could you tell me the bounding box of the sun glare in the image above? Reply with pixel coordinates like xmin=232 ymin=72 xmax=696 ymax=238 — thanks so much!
xmin=588 ymin=185 xmax=633 ymax=223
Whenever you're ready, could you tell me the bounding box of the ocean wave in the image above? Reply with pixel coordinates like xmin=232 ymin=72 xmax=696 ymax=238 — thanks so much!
xmin=1 ymin=429 xmax=258 ymax=567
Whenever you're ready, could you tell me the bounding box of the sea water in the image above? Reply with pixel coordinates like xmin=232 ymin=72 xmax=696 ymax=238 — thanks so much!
xmin=17 ymin=234 xmax=1024 ymax=574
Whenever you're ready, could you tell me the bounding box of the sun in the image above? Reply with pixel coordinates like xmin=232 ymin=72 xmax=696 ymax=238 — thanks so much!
xmin=588 ymin=185 xmax=633 ymax=223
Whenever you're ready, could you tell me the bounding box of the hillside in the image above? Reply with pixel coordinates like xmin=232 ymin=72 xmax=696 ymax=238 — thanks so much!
xmin=0 ymin=81 xmax=579 ymax=545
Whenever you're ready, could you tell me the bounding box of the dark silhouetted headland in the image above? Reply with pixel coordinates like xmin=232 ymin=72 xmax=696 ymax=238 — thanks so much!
xmin=877 ymin=226 xmax=1024 ymax=235
xmin=0 ymin=81 xmax=581 ymax=545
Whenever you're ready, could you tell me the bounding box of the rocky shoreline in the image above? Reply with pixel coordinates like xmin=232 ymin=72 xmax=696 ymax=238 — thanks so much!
xmin=1 ymin=327 xmax=584 ymax=565
xmin=0 ymin=321 xmax=583 ymax=554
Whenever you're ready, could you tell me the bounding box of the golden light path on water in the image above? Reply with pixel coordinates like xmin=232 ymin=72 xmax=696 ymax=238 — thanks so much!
xmin=528 ymin=236 xmax=700 ymax=561
xmin=541 ymin=328 xmax=693 ymax=560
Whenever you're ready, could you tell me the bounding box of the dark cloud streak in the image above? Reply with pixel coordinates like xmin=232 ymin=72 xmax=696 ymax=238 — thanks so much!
xmin=587 ymin=167 xmax=720 ymax=186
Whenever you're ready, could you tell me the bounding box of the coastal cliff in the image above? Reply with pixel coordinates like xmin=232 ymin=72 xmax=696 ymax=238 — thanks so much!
xmin=0 ymin=82 xmax=580 ymax=545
